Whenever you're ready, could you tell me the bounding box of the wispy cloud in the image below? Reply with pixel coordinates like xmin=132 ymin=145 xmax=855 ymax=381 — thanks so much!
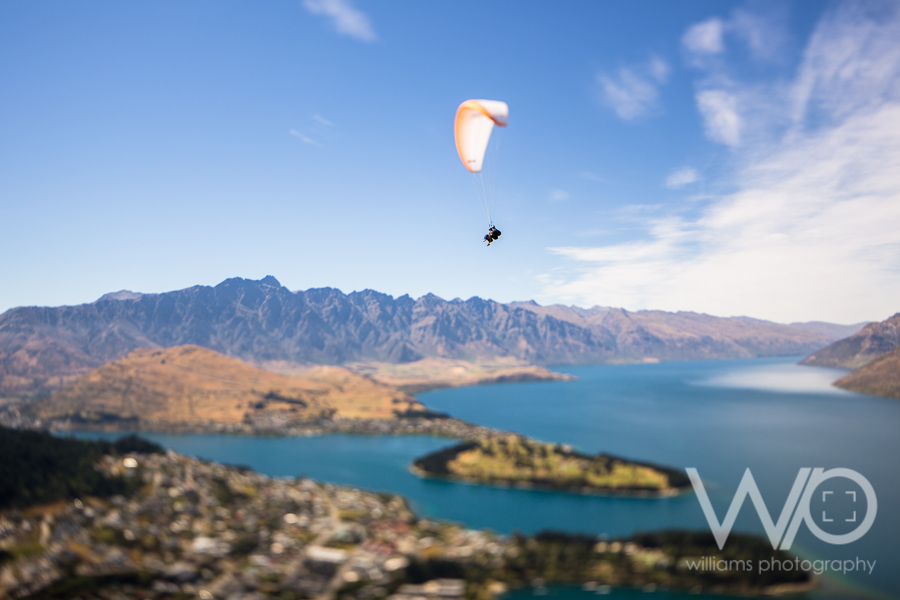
xmin=683 ymin=10 xmax=787 ymax=66
xmin=696 ymin=89 xmax=742 ymax=146
xmin=549 ymin=189 xmax=571 ymax=202
xmin=542 ymin=4 xmax=900 ymax=323
xmin=790 ymin=1 xmax=900 ymax=125
xmin=683 ymin=18 xmax=725 ymax=64
xmin=648 ymin=56 xmax=670 ymax=82
xmin=597 ymin=56 xmax=670 ymax=121
xmin=303 ymin=0 xmax=377 ymax=42
xmin=665 ymin=167 xmax=701 ymax=189
xmin=730 ymin=7 xmax=788 ymax=63
xmin=291 ymin=114 xmax=337 ymax=146
xmin=290 ymin=129 xmax=318 ymax=145
xmin=683 ymin=7 xmax=791 ymax=147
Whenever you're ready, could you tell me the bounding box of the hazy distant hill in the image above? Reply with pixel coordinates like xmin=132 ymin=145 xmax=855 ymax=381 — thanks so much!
xmin=801 ymin=313 xmax=900 ymax=369
xmin=0 ymin=276 xmax=853 ymax=398
xmin=31 ymin=345 xmax=424 ymax=426
xmin=785 ymin=321 xmax=867 ymax=339
xmin=833 ymin=347 xmax=900 ymax=399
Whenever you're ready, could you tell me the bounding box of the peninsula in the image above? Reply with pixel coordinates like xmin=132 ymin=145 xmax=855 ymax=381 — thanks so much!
xmin=412 ymin=435 xmax=690 ymax=496
xmin=344 ymin=357 xmax=574 ymax=393
xmin=833 ymin=346 xmax=900 ymax=399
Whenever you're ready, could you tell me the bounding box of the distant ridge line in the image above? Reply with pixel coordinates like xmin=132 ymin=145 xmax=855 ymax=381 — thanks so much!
xmin=0 ymin=276 xmax=860 ymax=398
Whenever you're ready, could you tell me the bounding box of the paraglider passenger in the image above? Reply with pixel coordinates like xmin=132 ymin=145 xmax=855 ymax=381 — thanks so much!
xmin=484 ymin=226 xmax=501 ymax=246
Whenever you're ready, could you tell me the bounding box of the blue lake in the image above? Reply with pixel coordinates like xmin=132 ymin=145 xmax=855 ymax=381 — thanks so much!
xmin=72 ymin=357 xmax=900 ymax=599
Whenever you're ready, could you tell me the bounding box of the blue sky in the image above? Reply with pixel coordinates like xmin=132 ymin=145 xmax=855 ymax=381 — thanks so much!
xmin=1 ymin=0 xmax=898 ymax=324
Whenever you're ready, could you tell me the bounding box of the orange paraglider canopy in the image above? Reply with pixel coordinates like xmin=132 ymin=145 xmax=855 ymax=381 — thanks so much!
xmin=454 ymin=99 xmax=508 ymax=173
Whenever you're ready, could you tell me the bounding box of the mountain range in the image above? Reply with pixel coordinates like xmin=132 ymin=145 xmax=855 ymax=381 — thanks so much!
xmin=0 ymin=276 xmax=863 ymax=399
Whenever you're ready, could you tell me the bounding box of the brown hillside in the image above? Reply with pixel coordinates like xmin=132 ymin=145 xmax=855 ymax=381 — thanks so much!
xmin=834 ymin=347 xmax=900 ymax=399
xmin=802 ymin=313 xmax=900 ymax=369
xmin=32 ymin=345 xmax=424 ymax=426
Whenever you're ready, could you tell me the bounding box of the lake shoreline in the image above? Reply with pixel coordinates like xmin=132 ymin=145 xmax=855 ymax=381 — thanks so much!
xmin=0 ymin=431 xmax=817 ymax=600
xmin=34 ymin=414 xmax=691 ymax=498
xmin=26 ymin=358 xmax=896 ymax=598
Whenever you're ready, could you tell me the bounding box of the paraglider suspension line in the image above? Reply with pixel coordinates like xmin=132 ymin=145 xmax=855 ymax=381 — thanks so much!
xmin=470 ymin=172 xmax=492 ymax=225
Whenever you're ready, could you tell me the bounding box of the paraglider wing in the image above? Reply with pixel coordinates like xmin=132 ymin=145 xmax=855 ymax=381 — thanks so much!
xmin=454 ymin=99 xmax=508 ymax=173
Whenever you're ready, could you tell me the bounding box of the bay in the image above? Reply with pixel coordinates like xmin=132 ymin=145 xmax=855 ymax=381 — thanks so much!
xmin=71 ymin=357 xmax=900 ymax=599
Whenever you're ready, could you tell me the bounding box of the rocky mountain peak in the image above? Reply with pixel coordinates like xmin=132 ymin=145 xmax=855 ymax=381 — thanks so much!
xmin=98 ymin=290 xmax=143 ymax=302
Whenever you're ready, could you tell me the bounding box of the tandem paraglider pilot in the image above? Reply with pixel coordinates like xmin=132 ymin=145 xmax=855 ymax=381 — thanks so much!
xmin=483 ymin=226 xmax=501 ymax=246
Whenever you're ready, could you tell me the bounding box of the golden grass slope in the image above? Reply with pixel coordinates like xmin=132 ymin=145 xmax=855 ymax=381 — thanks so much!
xmin=33 ymin=345 xmax=424 ymax=426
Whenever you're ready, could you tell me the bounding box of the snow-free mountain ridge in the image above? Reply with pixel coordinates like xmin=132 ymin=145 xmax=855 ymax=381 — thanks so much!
xmin=0 ymin=276 xmax=857 ymax=398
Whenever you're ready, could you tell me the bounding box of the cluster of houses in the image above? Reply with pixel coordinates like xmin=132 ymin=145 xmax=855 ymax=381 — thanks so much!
xmin=0 ymin=450 xmax=506 ymax=599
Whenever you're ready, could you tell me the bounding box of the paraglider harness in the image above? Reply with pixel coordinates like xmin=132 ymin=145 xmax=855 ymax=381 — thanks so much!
xmin=483 ymin=225 xmax=501 ymax=246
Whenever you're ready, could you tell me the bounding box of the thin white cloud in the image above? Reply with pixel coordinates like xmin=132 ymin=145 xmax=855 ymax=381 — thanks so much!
xmin=791 ymin=1 xmax=900 ymax=125
xmin=549 ymin=189 xmax=571 ymax=202
xmin=696 ymin=89 xmax=742 ymax=146
xmin=598 ymin=57 xmax=670 ymax=121
xmin=683 ymin=7 xmax=792 ymax=147
xmin=648 ymin=55 xmax=670 ymax=83
xmin=543 ymin=5 xmax=900 ymax=324
xmin=730 ymin=7 xmax=787 ymax=63
xmin=304 ymin=0 xmax=377 ymax=42
xmin=665 ymin=167 xmax=701 ymax=189
xmin=598 ymin=69 xmax=658 ymax=120
xmin=291 ymin=114 xmax=337 ymax=146
xmin=683 ymin=18 xmax=725 ymax=63
xmin=683 ymin=10 xmax=786 ymax=66
xmin=290 ymin=129 xmax=318 ymax=145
